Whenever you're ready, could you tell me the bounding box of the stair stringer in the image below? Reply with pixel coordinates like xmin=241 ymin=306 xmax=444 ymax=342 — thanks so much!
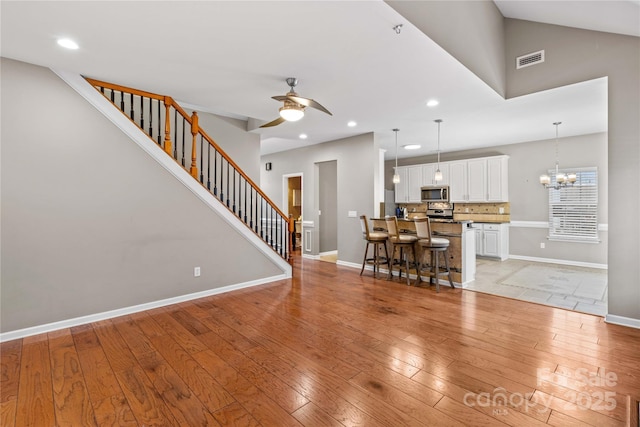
xmin=53 ymin=68 xmax=292 ymax=277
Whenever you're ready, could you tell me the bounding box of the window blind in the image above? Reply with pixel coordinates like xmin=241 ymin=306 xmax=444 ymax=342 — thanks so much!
xmin=548 ymin=167 xmax=599 ymax=242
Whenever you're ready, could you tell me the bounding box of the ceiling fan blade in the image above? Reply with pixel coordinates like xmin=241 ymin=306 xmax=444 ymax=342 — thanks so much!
xmin=272 ymin=95 xmax=289 ymax=102
xmin=260 ymin=117 xmax=286 ymax=128
xmin=287 ymin=95 xmax=332 ymax=116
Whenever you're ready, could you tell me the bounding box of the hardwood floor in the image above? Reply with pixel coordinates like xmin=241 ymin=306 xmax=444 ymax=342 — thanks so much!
xmin=2 ymin=254 xmax=639 ymax=426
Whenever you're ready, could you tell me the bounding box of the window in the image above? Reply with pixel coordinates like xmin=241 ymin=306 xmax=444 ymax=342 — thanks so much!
xmin=548 ymin=167 xmax=599 ymax=242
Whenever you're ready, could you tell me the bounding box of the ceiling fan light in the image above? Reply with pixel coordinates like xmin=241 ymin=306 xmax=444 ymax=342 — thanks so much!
xmin=279 ymin=105 xmax=304 ymax=122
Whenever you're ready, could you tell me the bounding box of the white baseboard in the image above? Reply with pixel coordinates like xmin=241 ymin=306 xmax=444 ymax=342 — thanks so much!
xmin=509 ymin=255 xmax=608 ymax=270
xmin=0 ymin=274 xmax=288 ymax=342
xmin=319 ymin=250 xmax=338 ymax=257
xmin=302 ymin=253 xmax=320 ymax=260
xmin=605 ymin=314 xmax=640 ymax=329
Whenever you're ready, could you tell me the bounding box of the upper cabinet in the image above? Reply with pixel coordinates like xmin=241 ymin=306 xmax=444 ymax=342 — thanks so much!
xmin=394 ymin=165 xmax=423 ymax=203
xmin=486 ymin=156 xmax=509 ymax=202
xmin=394 ymin=155 xmax=508 ymax=204
xmin=449 ymin=155 xmax=509 ymax=203
xmin=448 ymin=161 xmax=468 ymax=202
xmin=422 ymin=163 xmax=449 ymax=186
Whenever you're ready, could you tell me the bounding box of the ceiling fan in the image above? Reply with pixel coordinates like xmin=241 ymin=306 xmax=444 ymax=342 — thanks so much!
xmin=260 ymin=77 xmax=332 ymax=128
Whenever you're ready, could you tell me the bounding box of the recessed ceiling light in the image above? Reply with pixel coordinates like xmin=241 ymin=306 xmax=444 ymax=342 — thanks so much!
xmin=403 ymin=144 xmax=421 ymax=150
xmin=426 ymin=99 xmax=439 ymax=107
xmin=57 ymin=38 xmax=79 ymax=50
xmin=299 ymin=133 xmax=308 ymax=139
xmin=347 ymin=121 xmax=357 ymax=127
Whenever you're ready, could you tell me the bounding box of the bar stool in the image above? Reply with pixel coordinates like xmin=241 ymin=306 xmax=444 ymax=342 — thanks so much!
xmin=385 ymin=216 xmax=419 ymax=286
xmin=359 ymin=215 xmax=390 ymax=278
xmin=414 ymin=217 xmax=454 ymax=292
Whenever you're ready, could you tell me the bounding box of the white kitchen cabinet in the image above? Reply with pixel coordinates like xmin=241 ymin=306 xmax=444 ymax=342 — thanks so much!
xmin=486 ymin=156 xmax=509 ymax=202
xmin=448 ymin=160 xmax=468 ymax=202
xmin=407 ymin=165 xmax=423 ymax=202
xmin=448 ymin=155 xmax=509 ymax=203
xmin=471 ymin=223 xmax=509 ymax=260
xmin=422 ymin=162 xmax=449 ymax=186
xmin=467 ymin=158 xmax=487 ymax=202
xmin=393 ymin=166 xmax=408 ymax=203
xmin=394 ymin=165 xmax=422 ymax=203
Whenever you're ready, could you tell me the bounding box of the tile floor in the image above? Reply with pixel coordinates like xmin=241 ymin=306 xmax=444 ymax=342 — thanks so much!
xmin=466 ymin=258 xmax=607 ymax=316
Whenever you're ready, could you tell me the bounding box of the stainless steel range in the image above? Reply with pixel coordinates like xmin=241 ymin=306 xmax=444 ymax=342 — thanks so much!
xmin=427 ymin=202 xmax=454 ymax=219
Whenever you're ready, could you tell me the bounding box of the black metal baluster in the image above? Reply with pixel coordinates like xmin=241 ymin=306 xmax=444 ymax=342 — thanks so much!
xmin=213 ymin=151 xmax=218 ymax=197
xmin=130 ymin=93 xmax=134 ymax=120
xmin=181 ymin=117 xmax=186 ymax=166
xmin=220 ymin=158 xmax=224 ymax=203
xmin=110 ymin=88 xmax=114 ymax=103
xmin=243 ymin=180 xmax=247 ymax=223
xmin=140 ymin=96 xmax=144 ymax=130
xmin=157 ymin=101 xmax=161 ymax=145
xmin=270 ymin=207 xmax=274 ymax=247
xmin=227 ymin=160 xmax=229 ymax=207
xmin=199 ymin=135 xmax=204 ymax=184
xmin=100 ymin=86 xmax=105 ymax=95
xmin=232 ymin=170 xmax=236 ymax=214
xmin=260 ymin=197 xmax=263 ymax=238
xmin=173 ymin=109 xmax=178 ymax=159
xmin=250 ymin=188 xmax=254 ymax=229
xmin=120 ymin=91 xmax=125 ymax=113
xmin=206 ymin=140 xmax=211 ymax=191
xmin=148 ymin=98 xmax=153 ymax=139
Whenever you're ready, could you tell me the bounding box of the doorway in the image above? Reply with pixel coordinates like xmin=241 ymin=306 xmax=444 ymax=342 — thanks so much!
xmin=285 ymin=175 xmax=302 ymax=252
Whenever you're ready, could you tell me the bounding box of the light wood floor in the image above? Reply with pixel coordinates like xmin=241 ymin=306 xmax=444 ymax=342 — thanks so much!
xmin=2 ymin=255 xmax=639 ymax=426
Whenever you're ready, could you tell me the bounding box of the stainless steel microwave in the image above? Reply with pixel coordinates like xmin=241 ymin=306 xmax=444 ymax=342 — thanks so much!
xmin=421 ymin=186 xmax=449 ymax=203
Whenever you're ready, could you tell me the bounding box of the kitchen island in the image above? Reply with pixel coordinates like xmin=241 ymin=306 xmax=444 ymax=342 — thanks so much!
xmin=371 ymin=218 xmax=475 ymax=286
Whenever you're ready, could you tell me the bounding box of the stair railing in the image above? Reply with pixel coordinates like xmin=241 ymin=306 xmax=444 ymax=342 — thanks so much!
xmin=85 ymin=78 xmax=293 ymax=263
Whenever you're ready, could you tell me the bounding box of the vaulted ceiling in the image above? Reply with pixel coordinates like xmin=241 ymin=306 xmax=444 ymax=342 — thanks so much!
xmin=2 ymin=1 xmax=636 ymax=159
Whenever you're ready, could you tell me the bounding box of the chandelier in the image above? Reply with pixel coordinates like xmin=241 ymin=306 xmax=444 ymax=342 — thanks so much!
xmin=539 ymin=122 xmax=576 ymax=189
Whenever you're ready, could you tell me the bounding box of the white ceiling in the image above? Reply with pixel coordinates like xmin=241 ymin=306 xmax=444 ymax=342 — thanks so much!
xmin=1 ymin=1 xmax=634 ymax=160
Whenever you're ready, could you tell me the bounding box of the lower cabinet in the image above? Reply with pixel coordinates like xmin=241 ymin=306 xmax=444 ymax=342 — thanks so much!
xmin=471 ymin=223 xmax=509 ymax=261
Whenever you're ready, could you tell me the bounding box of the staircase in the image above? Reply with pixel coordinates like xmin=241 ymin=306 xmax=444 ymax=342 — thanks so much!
xmin=84 ymin=78 xmax=293 ymax=265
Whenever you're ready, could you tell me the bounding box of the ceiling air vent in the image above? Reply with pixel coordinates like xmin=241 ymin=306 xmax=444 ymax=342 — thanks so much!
xmin=516 ymin=50 xmax=545 ymax=69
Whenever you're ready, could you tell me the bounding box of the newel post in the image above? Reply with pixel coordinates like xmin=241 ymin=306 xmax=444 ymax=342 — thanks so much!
xmin=164 ymin=96 xmax=173 ymax=156
xmin=190 ymin=111 xmax=199 ymax=178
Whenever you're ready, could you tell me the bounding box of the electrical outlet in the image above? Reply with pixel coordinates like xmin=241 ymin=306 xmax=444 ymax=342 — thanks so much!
xmin=194 ymin=267 xmax=201 ymax=277
xmin=540 ymin=243 xmax=545 ymax=249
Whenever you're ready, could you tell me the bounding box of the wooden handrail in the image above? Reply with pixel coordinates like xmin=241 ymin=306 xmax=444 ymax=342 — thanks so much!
xmin=86 ymin=77 xmax=289 ymax=222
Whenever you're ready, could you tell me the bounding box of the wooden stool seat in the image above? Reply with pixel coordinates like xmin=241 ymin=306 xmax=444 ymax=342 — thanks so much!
xmin=385 ymin=216 xmax=419 ymax=286
xmin=414 ymin=217 xmax=454 ymax=292
xmin=359 ymin=215 xmax=390 ymax=278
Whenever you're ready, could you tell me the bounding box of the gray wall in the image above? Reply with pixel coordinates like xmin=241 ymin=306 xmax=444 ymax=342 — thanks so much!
xmin=503 ymin=20 xmax=640 ymax=323
xmin=318 ymin=160 xmax=338 ymax=253
xmin=260 ymin=133 xmax=376 ymax=264
xmin=1 ymin=58 xmax=282 ymax=333
xmin=195 ymin=112 xmax=261 ymax=184
xmin=387 ymin=132 xmax=608 ymax=265
xmin=386 ymin=0 xmax=506 ymax=97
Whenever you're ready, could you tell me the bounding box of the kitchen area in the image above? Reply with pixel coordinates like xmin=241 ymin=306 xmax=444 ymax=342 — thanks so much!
xmin=380 ymin=154 xmax=511 ymax=287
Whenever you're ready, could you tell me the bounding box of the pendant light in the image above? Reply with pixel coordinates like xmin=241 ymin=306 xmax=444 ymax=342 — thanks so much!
xmin=392 ymin=129 xmax=401 ymax=184
xmin=539 ymin=122 xmax=577 ymax=189
xmin=434 ymin=119 xmax=443 ymax=182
